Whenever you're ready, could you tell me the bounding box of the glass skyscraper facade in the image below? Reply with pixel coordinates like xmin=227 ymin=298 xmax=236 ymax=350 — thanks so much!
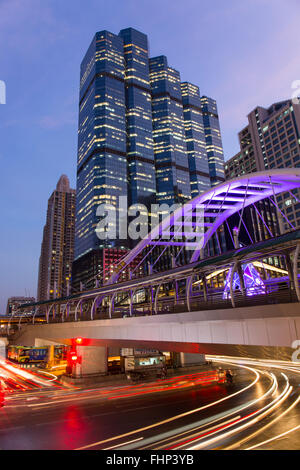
xmin=119 ymin=28 xmax=156 ymax=209
xmin=149 ymin=56 xmax=191 ymax=205
xmin=73 ymin=27 xmax=225 ymax=288
xmin=200 ymin=96 xmax=225 ymax=186
xmin=225 ymin=99 xmax=300 ymax=234
xmin=76 ymin=31 xmax=127 ymax=260
xmin=181 ymin=82 xmax=211 ymax=197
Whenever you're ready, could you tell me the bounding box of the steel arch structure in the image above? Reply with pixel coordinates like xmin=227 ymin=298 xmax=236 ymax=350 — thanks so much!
xmin=107 ymin=169 xmax=300 ymax=284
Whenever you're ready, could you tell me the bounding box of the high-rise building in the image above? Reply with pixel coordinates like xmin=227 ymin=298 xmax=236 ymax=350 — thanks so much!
xmin=149 ymin=56 xmax=191 ymax=205
xmin=37 ymin=175 xmax=76 ymax=301
xmin=200 ymin=96 xmax=225 ymax=186
xmin=181 ymin=82 xmax=211 ymax=197
xmin=119 ymin=28 xmax=156 ymax=209
xmin=225 ymin=99 xmax=300 ymax=234
xmin=73 ymin=28 xmax=225 ymax=288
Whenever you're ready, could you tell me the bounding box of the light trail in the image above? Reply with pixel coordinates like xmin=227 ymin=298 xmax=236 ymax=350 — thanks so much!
xmin=243 ymin=394 xmax=300 ymax=450
xmin=185 ymin=373 xmax=292 ymax=450
xmin=186 ymin=389 xmax=293 ymax=449
xmin=246 ymin=423 xmax=300 ymax=449
xmin=138 ymin=371 xmax=277 ymax=450
xmin=76 ymin=363 xmax=260 ymax=450
xmin=103 ymin=437 xmax=144 ymax=450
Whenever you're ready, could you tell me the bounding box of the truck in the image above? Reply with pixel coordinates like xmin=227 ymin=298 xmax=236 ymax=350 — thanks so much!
xmin=125 ymin=353 xmax=167 ymax=382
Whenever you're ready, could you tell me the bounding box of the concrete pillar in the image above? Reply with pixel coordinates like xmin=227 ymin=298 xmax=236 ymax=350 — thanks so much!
xmin=0 ymin=338 xmax=8 ymax=360
xmin=202 ymin=275 xmax=208 ymax=302
xmin=76 ymin=346 xmax=107 ymax=377
xmin=237 ymin=262 xmax=246 ymax=296
xmin=233 ymin=227 xmax=239 ymax=249
xmin=180 ymin=353 xmax=206 ymax=367
xmin=285 ymin=251 xmax=295 ymax=290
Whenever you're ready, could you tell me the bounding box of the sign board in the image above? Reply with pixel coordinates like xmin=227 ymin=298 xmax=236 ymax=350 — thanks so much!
xmin=120 ymin=348 xmax=134 ymax=357
xmin=133 ymin=348 xmax=161 ymax=356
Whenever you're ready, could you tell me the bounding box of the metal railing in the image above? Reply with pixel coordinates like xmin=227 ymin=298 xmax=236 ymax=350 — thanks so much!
xmin=12 ymin=279 xmax=299 ymax=332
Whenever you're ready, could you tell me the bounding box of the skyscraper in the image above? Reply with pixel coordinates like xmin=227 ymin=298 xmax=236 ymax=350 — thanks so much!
xmin=119 ymin=28 xmax=156 ymax=208
xmin=181 ymin=82 xmax=211 ymax=197
xmin=225 ymin=99 xmax=300 ymax=234
xmin=73 ymin=27 xmax=225 ymax=288
xmin=200 ymin=96 xmax=225 ymax=186
xmin=37 ymin=175 xmax=76 ymax=301
xmin=149 ymin=56 xmax=191 ymax=205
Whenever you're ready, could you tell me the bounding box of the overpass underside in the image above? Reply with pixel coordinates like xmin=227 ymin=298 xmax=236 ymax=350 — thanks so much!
xmin=13 ymin=302 xmax=300 ymax=362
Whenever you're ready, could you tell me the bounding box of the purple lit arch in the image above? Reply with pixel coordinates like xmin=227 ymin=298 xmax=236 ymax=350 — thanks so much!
xmin=107 ymin=170 xmax=300 ymax=284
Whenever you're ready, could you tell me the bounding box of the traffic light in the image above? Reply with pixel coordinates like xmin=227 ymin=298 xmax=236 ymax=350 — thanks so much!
xmin=75 ymin=337 xmax=83 ymax=345
xmin=67 ymin=349 xmax=81 ymax=365
xmin=70 ymin=352 xmax=78 ymax=363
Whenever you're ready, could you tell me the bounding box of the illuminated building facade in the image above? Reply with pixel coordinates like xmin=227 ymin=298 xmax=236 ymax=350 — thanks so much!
xmin=73 ymin=27 xmax=225 ymax=288
xmin=225 ymin=99 xmax=300 ymax=234
xmin=119 ymin=28 xmax=156 ymax=208
xmin=181 ymin=82 xmax=211 ymax=197
xmin=149 ymin=56 xmax=191 ymax=205
xmin=200 ymin=96 xmax=225 ymax=186
xmin=37 ymin=175 xmax=76 ymax=301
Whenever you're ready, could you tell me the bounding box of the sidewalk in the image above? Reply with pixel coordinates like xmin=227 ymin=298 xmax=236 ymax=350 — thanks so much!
xmin=59 ymin=362 xmax=223 ymax=389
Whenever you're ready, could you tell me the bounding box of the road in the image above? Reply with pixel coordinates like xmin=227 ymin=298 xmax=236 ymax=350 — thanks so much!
xmin=0 ymin=357 xmax=299 ymax=450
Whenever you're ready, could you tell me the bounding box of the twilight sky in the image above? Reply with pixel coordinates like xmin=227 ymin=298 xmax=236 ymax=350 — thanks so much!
xmin=0 ymin=0 xmax=299 ymax=312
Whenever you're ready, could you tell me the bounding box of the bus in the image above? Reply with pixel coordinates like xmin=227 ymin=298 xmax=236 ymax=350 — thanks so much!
xmin=7 ymin=346 xmax=48 ymax=364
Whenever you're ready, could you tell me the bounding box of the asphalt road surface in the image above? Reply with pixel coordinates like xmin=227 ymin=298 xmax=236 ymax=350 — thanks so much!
xmin=0 ymin=357 xmax=299 ymax=450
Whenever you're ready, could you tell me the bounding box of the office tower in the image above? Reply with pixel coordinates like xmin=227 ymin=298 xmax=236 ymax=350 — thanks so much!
xmin=73 ymin=28 xmax=225 ymax=287
xmin=73 ymin=30 xmax=130 ymax=290
xmin=6 ymin=297 xmax=35 ymax=316
xmin=119 ymin=28 xmax=156 ymax=208
xmin=200 ymin=96 xmax=225 ymax=186
xmin=225 ymin=126 xmax=257 ymax=179
xmin=37 ymin=175 xmax=76 ymax=301
xmin=181 ymin=82 xmax=211 ymax=197
xmin=225 ymin=99 xmax=300 ymax=234
xmin=149 ymin=56 xmax=191 ymax=205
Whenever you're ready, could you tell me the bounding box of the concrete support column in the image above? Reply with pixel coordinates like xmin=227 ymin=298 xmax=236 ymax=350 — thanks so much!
xmin=237 ymin=262 xmax=246 ymax=297
xmin=149 ymin=286 xmax=154 ymax=315
xmin=293 ymin=244 xmax=300 ymax=302
xmin=154 ymin=283 xmax=162 ymax=314
xmin=75 ymin=346 xmax=107 ymax=377
xmin=230 ymin=260 xmax=239 ymax=308
xmin=0 ymin=338 xmax=8 ymax=360
xmin=186 ymin=275 xmax=194 ymax=312
xmin=202 ymin=275 xmax=208 ymax=303
xmin=179 ymin=353 xmax=206 ymax=367
xmin=109 ymin=293 xmax=116 ymax=318
xmin=174 ymin=279 xmax=179 ymax=305
xmin=285 ymin=251 xmax=295 ymax=291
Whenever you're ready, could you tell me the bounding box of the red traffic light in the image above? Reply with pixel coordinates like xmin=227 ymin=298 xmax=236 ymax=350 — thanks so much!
xmin=67 ymin=350 xmax=77 ymax=363
xmin=74 ymin=337 xmax=83 ymax=345
xmin=67 ymin=350 xmax=82 ymax=365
